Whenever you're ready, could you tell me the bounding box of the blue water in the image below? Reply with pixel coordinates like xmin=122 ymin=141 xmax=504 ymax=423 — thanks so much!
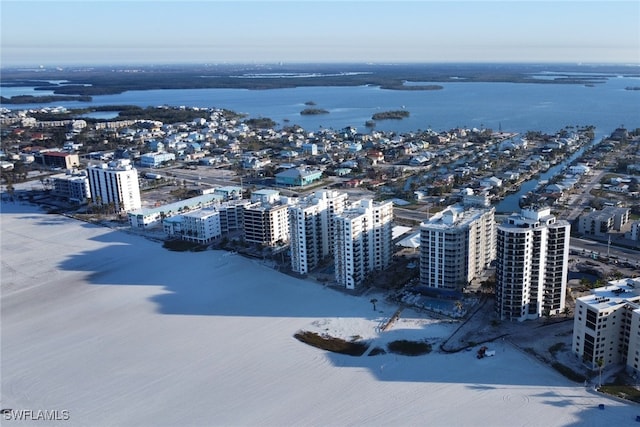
xmin=2 ymin=75 xmax=639 ymax=141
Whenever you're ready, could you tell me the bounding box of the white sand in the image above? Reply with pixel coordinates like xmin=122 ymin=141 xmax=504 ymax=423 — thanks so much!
xmin=2 ymin=200 xmax=638 ymax=426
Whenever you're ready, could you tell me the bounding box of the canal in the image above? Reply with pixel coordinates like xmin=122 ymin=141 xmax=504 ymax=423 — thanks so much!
xmin=495 ymin=137 xmax=599 ymax=214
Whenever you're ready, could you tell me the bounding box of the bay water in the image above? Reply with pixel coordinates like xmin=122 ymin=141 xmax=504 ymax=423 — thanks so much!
xmin=2 ymin=75 xmax=639 ymax=142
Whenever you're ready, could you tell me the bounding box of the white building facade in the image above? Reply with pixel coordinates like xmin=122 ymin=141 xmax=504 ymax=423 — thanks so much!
xmin=572 ymin=278 xmax=640 ymax=375
xmin=419 ymin=204 xmax=495 ymax=292
xmin=334 ymin=199 xmax=393 ymax=290
xmin=50 ymin=170 xmax=91 ymax=204
xmin=495 ymin=207 xmax=570 ymax=321
xmin=180 ymin=209 xmax=222 ymax=244
xmin=289 ymin=190 xmax=348 ymax=275
xmin=87 ymin=160 xmax=141 ymax=213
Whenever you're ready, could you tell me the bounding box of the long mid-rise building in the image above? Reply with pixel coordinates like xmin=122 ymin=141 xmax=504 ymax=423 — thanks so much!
xmin=419 ymin=203 xmax=495 ymax=292
xmin=289 ymin=190 xmax=348 ymax=275
xmin=572 ymin=278 xmax=640 ymax=376
xmin=334 ymin=199 xmax=393 ymax=290
xmin=87 ymin=159 xmax=141 ymax=213
xmin=495 ymin=207 xmax=570 ymax=321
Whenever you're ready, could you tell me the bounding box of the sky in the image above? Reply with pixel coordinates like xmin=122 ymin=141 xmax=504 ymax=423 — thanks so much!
xmin=1 ymin=0 xmax=639 ymax=66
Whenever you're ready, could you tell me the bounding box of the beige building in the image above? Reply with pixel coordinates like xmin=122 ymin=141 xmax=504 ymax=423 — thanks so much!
xmin=572 ymin=278 xmax=640 ymax=376
xmin=420 ymin=203 xmax=495 ymax=292
xmin=243 ymin=200 xmax=290 ymax=247
xmin=578 ymin=206 xmax=630 ymax=237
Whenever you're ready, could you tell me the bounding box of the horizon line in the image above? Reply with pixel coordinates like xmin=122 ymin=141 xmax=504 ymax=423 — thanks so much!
xmin=2 ymin=60 xmax=640 ymax=70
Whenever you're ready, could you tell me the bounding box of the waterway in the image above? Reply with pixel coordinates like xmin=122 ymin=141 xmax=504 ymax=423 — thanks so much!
xmin=495 ymin=138 xmax=596 ymax=213
xmin=2 ymin=73 xmax=639 ymax=142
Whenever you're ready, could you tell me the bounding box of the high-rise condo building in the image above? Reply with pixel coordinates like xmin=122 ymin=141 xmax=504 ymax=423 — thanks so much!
xmin=572 ymin=278 xmax=640 ymax=375
xmin=289 ymin=190 xmax=348 ymax=275
xmin=495 ymin=207 xmax=570 ymax=321
xmin=334 ymin=199 xmax=393 ymax=290
xmin=419 ymin=203 xmax=495 ymax=292
xmin=87 ymin=159 xmax=141 ymax=213
xmin=243 ymin=199 xmax=290 ymax=247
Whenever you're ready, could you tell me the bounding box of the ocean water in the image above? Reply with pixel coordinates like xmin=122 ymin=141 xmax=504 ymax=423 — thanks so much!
xmin=2 ymin=74 xmax=639 ymax=141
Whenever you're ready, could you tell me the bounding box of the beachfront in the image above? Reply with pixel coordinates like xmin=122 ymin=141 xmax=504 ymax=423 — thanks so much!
xmin=1 ymin=200 xmax=638 ymax=426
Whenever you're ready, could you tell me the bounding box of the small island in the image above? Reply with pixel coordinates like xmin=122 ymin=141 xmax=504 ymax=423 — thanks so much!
xmin=372 ymin=110 xmax=410 ymax=120
xmin=0 ymin=94 xmax=92 ymax=104
xmin=625 ymin=86 xmax=640 ymax=91
xmin=300 ymin=108 xmax=329 ymax=115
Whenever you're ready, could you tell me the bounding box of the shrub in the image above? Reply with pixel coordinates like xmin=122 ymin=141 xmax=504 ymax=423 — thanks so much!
xmin=163 ymin=239 xmax=206 ymax=252
xmin=548 ymin=342 xmax=566 ymax=354
xmin=294 ymin=331 xmax=369 ymax=356
xmin=387 ymin=340 xmax=432 ymax=356
xmin=551 ymin=362 xmax=587 ymax=382
xmin=368 ymin=347 xmax=387 ymax=356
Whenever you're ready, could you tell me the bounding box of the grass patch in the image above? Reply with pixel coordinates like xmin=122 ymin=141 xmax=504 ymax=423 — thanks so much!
xmin=368 ymin=347 xmax=387 ymax=356
xmin=551 ymin=362 xmax=587 ymax=383
xmin=163 ymin=239 xmax=207 ymax=252
xmin=387 ymin=340 xmax=432 ymax=356
xmin=599 ymin=372 xmax=640 ymax=403
xmin=548 ymin=342 xmax=566 ymax=355
xmin=599 ymin=385 xmax=640 ymax=403
xmin=294 ymin=331 xmax=369 ymax=356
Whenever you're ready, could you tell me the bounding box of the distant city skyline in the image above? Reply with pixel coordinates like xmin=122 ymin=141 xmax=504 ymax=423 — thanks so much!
xmin=1 ymin=0 xmax=639 ymax=67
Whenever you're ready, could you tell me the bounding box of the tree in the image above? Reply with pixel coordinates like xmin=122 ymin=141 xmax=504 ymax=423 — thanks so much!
xmin=454 ymin=300 xmax=463 ymax=313
xmin=370 ymin=298 xmax=378 ymax=311
xmin=596 ymin=358 xmax=605 ymax=388
xmin=562 ymin=307 xmax=571 ymax=318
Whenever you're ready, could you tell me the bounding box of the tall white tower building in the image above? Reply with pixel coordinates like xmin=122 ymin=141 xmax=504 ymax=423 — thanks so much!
xmin=495 ymin=207 xmax=571 ymax=321
xmin=419 ymin=203 xmax=495 ymax=292
xmin=334 ymin=199 xmax=393 ymax=290
xmin=87 ymin=159 xmax=141 ymax=213
xmin=289 ymin=190 xmax=348 ymax=275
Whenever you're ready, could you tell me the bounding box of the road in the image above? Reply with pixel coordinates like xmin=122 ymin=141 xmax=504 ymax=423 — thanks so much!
xmin=563 ymin=169 xmax=606 ymax=221
xmin=571 ymin=237 xmax=640 ymax=267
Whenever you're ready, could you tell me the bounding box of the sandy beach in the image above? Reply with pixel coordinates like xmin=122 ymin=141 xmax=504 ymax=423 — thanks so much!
xmin=1 ymin=200 xmax=638 ymax=426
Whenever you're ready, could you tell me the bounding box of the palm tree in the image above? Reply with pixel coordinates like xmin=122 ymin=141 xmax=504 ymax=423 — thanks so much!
xmin=596 ymin=358 xmax=605 ymax=388
xmin=454 ymin=300 xmax=463 ymax=313
xmin=370 ymin=298 xmax=378 ymax=311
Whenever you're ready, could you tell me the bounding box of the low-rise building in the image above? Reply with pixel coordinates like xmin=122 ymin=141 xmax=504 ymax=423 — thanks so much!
xmin=578 ymin=206 xmax=630 ymax=237
xmin=139 ymin=151 xmax=176 ymax=168
xmin=36 ymin=151 xmax=80 ymax=170
xmin=275 ymin=167 xmax=323 ymax=187
xmin=128 ymin=193 xmax=223 ymax=229
xmin=50 ymin=170 xmax=91 ymax=203
xmin=180 ymin=208 xmax=222 ymax=244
